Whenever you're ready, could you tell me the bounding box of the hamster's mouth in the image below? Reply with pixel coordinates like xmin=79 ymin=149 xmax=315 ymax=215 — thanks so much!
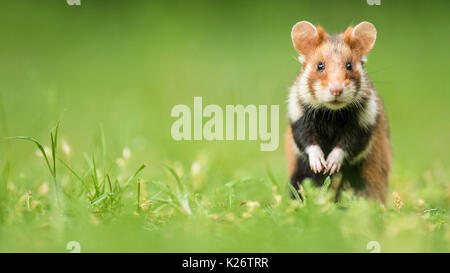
xmin=330 ymin=100 xmax=342 ymax=105
xmin=325 ymin=99 xmax=347 ymax=109
xmin=329 ymin=98 xmax=347 ymax=106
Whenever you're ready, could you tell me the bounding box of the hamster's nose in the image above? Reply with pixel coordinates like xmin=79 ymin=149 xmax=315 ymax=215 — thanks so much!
xmin=329 ymin=82 xmax=344 ymax=96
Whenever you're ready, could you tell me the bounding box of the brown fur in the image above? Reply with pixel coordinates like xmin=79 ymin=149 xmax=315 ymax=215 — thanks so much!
xmin=291 ymin=22 xmax=328 ymax=56
xmin=285 ymin=126 xmax=297 ymax=176
xmin=359 ymin=98 xmax=391 ymax=203
xmin=342 ymin=23 xmax=376 ymax=57
xmin=307 ymin=39 xmax=362 ymax=92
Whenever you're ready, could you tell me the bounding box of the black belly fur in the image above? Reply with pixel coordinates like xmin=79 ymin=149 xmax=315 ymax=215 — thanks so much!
xmin=289 ymin=104 xmax=374 ymax=193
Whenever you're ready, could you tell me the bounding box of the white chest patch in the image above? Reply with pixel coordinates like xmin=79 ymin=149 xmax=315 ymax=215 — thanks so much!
xmin=359 ymin=90 xmax=378 ymax=129
xmin=288 ymin=86 xmax=303 ymax=123
xmin=355 ymin=63 xmax=378 ymax=129
xmin=297 ymin=64 xmax=314 ymax=104
xmin=287 ymin=64 xmax=313 ymax=123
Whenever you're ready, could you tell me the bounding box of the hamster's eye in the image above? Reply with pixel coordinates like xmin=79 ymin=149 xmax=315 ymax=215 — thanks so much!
xmin=317 ymin=62 xmax=325 ymax=72
xmin=346 ymin=62 xmax=353 ymax=71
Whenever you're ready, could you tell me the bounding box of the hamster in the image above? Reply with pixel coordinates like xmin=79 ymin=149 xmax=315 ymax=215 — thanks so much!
xmin=285 ymin=21 xmax=391 ymax=204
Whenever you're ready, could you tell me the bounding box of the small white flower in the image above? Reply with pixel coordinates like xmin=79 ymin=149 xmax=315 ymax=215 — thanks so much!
xmin=62 ymin=140 xmax=71 ymax=157
xmin=35 ymin=146 xmax=51 ymax=158
xmin=418 ymin=199 xmax=425 ymax=207
xmin=122 ymin=147 xmax=131 ymax=160
xmin=274 ymin=194 xmax=282 ymax=204
xmin=246 ymin=201 xmax=260 ymax=212
xmin=116 ymin=158 xmax=125 ymax=167
xmin=191 ymin=161 xmax=201 ymax=176
xmin=38 ymin=183 xmax=49 ymax=196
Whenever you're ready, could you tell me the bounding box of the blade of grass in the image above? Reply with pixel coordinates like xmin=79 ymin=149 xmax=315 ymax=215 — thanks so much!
xmin=151 ymin=197 xmax=179 ymax=209
xmin=121 ymin=163 xmax=147 ymax=190
xmin=50 ymin=122 xmax=59 ymax=180
xmin=136 ymin=180 xmax=141 ymax=212
xmin=0 ymin=162 xmax=11 ymax=223
xmin=148 ymin=180 xmax=177 ymax=200
xmin=8 ymin=136 xmax=52 ymax=174
xmin=320 ymin=176 xmax=331 ymax=195
xmin=0 ymin=95 xmax=11 ymax=157
xmin=223 ymin=177 xmax=252 ymax=190
xmin=106 ymin=174 xmax=113 ymax=193
xmin=91 ymin=154 xmax=100 ymax=194
xmin=106 ymin=174 xmax=114 ymax=209
xmin=90 ymin=193 xmax=109 ymax=205
xmin=9 ymin=122 xmax=61 ymax=207
xmin=99 ymin=123 xmax=107 ymax=186
xmin=288 ymin=183 xmax=302 ymax=202
xmin=227 ymin=188 xmax=234 ymax=209
xmin=59 ymin=158 xmax=89 ymax=192
xmin=162 ymin=163 xmax=184 ymax=193
xmin=148 ymin=180 xmax=184 ymax=209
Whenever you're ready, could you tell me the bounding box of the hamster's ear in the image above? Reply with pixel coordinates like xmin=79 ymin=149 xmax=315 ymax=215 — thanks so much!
xmin=344 ymin=21 xmax=377 ymax=56
xmin=291 ymin=21 xmax=327 ymax=57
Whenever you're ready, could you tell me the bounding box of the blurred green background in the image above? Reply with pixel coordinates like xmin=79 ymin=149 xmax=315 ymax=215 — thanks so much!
xmin=0 ymin=0 xmax=449 ymax=252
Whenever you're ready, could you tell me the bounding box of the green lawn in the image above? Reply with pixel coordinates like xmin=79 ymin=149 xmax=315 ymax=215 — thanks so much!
xmin=0 ymin=0 xmax=449 ymax=252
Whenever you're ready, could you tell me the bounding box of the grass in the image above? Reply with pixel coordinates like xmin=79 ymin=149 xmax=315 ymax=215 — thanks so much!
xmin=0 ymin=123 xmax=448 ymax=252
xmin=0 ymin=0 xmax=449 ymax=252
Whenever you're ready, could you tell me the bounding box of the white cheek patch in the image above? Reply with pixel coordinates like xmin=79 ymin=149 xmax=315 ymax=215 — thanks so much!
xmin=297 ymin=64 xmax=314 ymax=104
xmin=288 ymin=64 xmax=315 ymax=122
xmin=354 ymin=63 xmax=378 ymax=128
xmin=298 ymin=54 xmax=305 ymax=63
xmin=288 ymin=64 xmax=316 ymax=122
xmin=312 ymin=80 xmax=330 ymax=103
xmin=358 ymin=90 xmax=378 ymax=129
xmin=356 ymin=63 xmax=369 ymax=92
xmin=354 ymin=63 xmax=369 ymax=101
xmin=287 ymin=86 xmax=304 ymax=122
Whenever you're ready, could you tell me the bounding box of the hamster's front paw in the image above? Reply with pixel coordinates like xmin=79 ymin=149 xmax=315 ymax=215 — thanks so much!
xmin=306 ymin=145 xmax=326 ymax=173
xmin=325 ymin=147 xmax=345 ymax=175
